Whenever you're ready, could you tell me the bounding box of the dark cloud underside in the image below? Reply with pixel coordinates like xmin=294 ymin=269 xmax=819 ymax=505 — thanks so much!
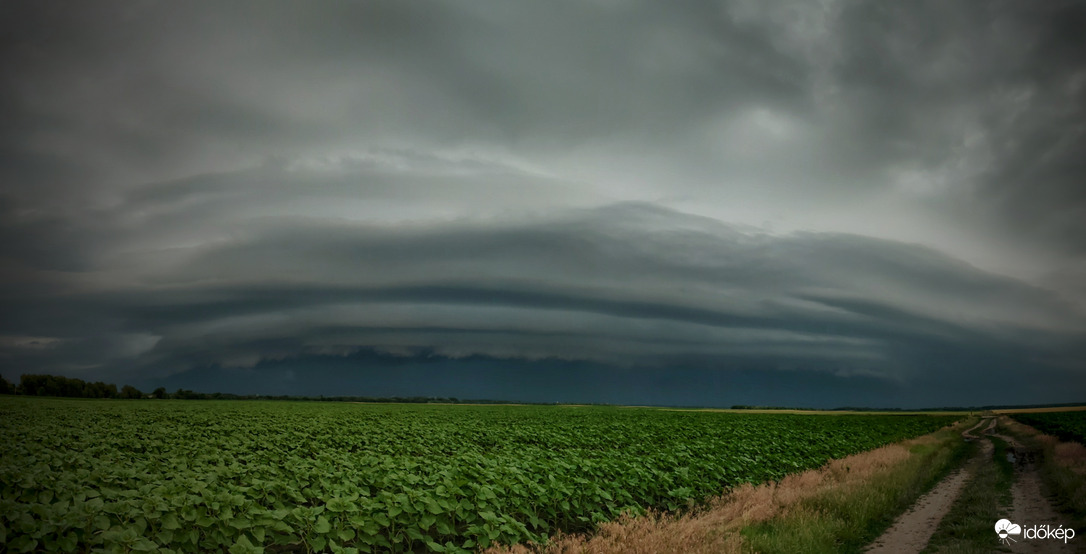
xmin=1 ymin=1 xmax=1084 ymax=406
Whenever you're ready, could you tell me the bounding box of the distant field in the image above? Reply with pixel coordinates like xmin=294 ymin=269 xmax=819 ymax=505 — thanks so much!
xmin=1009 ymin=409 xmax=1086 ymax=443
xmin=670 ymin=408 xmax=971 ymax=416
xmin=0 ymin=397 xmax=957 ymax=553
xmin=993 ymin=405 xmax=1086 ymax=414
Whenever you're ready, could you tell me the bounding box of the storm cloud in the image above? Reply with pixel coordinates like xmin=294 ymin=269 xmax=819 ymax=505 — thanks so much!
xmin=1 ymin=1 xmax=1084 ymax=406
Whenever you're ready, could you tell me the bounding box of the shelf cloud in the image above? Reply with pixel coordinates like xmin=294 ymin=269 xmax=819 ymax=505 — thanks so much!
xmin=2 ymin=0 xmax=1084 ymax=406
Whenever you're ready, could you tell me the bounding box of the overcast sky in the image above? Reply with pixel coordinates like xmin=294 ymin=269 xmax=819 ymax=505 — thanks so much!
xmin=2 ymin=1 xmax=1085 ymax=407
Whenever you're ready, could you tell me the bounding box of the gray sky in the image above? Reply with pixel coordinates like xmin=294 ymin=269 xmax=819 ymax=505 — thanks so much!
xmin=2 ymin=0 xmax=1084 ymax=407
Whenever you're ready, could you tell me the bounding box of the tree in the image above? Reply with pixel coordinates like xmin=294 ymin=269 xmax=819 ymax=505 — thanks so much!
xmin=83 ymin=381 xmax=117 ymax=398
xmin=120 ymin=385 xmax=143 ymax=399
xmin=0 ymin=375 xmax=12 ymax=395
xmin=151 ymin=387 xmax=167 ymax=399
xmin=18 ymin=374 xmax=46 ymax=396
xmin=173 ymin=388 xmax=199 ymax=400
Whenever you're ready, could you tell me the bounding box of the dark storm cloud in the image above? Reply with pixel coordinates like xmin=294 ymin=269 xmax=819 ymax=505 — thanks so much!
xmin=5 ymin=1 xmax=1081 ymax=264
xmin=1 ymin=1 xmax=1085 ymax=405
xmin=825 ymin=1 xmax=1086 ymax=250
xmin=1 ymin=0 xmax=797 ymax=170
xmin=2 ymin=197 xmax=1083 ymax=399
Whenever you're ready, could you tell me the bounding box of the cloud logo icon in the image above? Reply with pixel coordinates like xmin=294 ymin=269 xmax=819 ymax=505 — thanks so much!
xmin=995 ymin=519 xmax=1022 ymax=544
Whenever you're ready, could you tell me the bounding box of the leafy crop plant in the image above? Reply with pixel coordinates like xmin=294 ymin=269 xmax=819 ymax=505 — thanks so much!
xmin=0 ymin=398 xmax=955 ymax=553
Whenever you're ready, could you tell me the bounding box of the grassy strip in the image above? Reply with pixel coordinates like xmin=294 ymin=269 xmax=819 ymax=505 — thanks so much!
xmin=1040 ymin=447 xmax=1086 ymax=523
xmin=489 ymin=420 xmax=977 ymax=553
xmin=738 ymin=420 xmax=975 ymax=554
xmin=921 ymin=435 xmax=1014 ymax=553
xmin=1003 ymin=417 xmax=1086 ymax=523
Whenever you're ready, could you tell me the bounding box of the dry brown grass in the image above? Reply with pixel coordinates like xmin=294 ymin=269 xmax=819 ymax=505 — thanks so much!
xmin=1002 ymin=417 xmax=1086 ymax=475
xmin=485 ymin=428 xmax=952 ymax=554
xmin=1001 ymin=416 xmax=1086 ymax=519
xmin=1053 ymin=441 xmax=1086 ymax=475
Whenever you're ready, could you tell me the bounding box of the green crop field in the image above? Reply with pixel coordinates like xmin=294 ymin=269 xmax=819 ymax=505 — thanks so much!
xmin=0 ymin=397 xmax=957 ymax=553
xmin=1011 ymin=410 xmax=1086 ymax=444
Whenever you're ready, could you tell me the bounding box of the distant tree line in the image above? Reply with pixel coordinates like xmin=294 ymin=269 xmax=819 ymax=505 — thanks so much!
xmin=0 ymin=373 xmax=525 ymax=404
xmin=13 ymin=373 xmax=1078 ymax=410
xmin=0 ymin=374 xmax=147 ymax=399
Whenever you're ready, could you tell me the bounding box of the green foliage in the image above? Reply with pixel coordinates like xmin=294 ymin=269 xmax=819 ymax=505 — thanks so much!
xmin=1012 ymin=411 xmax=1086 ymax=444
xmin=0 ymin=397 xmax=956 ymax=553
xmin=16 ymin=374 xmax=119 ymax=398
xmin=741 ymin=423 xmax=972 ymax=554
xmin=172 ymin=388 xmax=201 ymax=400
xmin=120 ymin=385 xmax=144 ymax=399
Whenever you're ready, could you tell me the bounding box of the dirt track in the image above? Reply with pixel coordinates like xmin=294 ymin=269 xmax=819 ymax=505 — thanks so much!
xmin=992 ymin=422 xmax=1067 ymax=554
xmin=866 ymin=417 xmax=1074 ymax=553
xmin=865 ymin=418 xmax=994 ymax=553
xmin=863 ymin=464 xmax=975 ymax=553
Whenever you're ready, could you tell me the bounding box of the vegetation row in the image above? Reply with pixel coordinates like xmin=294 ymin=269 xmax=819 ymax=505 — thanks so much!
xmin=0 ymin=398 xmax=956 ymax=553
xmin=1011 ymin=411 xmax=1086 ymax=444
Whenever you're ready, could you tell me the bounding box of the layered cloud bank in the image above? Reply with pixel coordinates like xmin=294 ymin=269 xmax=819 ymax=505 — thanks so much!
xmin=2 ymin=1 xmax=1085 ymax=405
xmin=2 ymin=164 xmax=1083 ymax=405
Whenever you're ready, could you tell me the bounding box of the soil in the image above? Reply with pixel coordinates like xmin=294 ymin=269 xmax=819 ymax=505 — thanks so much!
xmin=992 ymin=422 xmax=1069 ymax=554
xmin=864 ymin=465 xmax=975 ymax=553
xmin=867 ymin=417 xmax=1076 ymax=553
xmin=865 ymin=418 xmax=994 ymax=553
